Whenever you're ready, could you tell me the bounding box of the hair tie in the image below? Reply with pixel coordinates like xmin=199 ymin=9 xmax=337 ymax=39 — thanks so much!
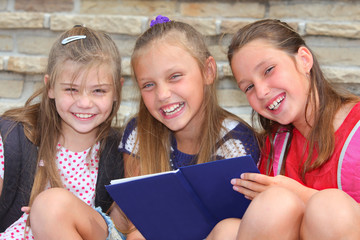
xmin=61 ymin=35 xmax=86 ymax=45
xmin=150 ymin=15 xmax=171 ymax=27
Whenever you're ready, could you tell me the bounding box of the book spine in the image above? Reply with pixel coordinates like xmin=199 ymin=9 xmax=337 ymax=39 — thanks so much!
xmin=176 ymin=170 xmax=217 ymax=227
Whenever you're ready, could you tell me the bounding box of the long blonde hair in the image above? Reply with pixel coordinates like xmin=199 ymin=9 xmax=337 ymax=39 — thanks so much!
xmin=128 ymin=20 xmax=249 ymax=176
xmin=228 ymin=19 xmax=359 ymax=176
xmin=2 ymin=26 xmax=122 ymax=206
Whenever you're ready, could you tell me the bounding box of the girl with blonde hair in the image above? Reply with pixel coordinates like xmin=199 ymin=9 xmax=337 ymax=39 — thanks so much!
xmin=120 ymin=15 xmax=260 ymax=239
xmin=0 ymin=25 xmax=125 ymax=239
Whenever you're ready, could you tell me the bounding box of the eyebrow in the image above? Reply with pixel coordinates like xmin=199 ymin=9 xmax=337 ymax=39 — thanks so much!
xmin=59 ymin=83 xmax=113 ymax=88
xmin=237 ymin=58 xmax=267 ymax=79
xmin=136 ymin=77 xmax=151 ymax=85
xmin=237 ymin=58 xmax=273 ymax=88
xmin=254 ymin=59 xmax=269 ymax=73
xmin=137 ymin=65 xmax=180 ymax=82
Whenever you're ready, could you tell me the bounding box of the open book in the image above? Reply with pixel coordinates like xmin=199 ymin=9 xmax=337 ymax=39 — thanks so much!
xmin=106 ymin=155 xmax=259 ymax=240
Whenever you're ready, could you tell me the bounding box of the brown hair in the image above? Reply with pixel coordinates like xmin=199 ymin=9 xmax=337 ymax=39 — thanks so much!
xmin=128 ymin=20 xmax=249 ymax=176
xmin=228 ymin=19 xmax=358 ymax=176
xmin=2 ymin=26 xmax=122 ymax=206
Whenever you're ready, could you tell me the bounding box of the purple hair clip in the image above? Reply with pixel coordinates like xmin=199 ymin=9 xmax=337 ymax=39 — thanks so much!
xmin=150 ymin=15 xmax=171 ymax=27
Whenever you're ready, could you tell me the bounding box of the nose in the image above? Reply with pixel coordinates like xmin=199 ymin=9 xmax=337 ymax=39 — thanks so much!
xmin=76 ymin=92 xmax=93 ymax=108
xmin=255 ymin=83 xmax=270 ymax=99
xmin=156 ymin=83 xmax=171 ymax=101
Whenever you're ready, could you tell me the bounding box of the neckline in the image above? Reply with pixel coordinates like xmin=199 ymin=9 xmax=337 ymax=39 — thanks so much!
xmin=57 ymin=141 xmax=99 ymax=154
xmin=171 ymin=134 xmax=197 ymax=158
xmin=293 ymin=101 xmax=360 ymax=138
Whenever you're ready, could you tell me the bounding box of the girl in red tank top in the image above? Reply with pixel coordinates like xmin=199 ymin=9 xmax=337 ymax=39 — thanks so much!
xmin=207 ymin=19 xmax=360 ymax=240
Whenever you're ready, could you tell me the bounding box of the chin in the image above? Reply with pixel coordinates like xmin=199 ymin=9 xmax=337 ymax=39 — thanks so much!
xmin=277 ymin=119 xmax=292 ymax=126
xmin=164 ymin=123 xmax=185 ymax=132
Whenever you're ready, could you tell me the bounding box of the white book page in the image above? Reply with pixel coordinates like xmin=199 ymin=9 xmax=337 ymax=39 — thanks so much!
xmin=110 ymin=169 xmax=179 ymax=184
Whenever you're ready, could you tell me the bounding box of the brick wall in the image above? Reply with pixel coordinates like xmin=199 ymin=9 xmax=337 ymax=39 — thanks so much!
xmin=0 ymin=0 xmax=359 ymax=124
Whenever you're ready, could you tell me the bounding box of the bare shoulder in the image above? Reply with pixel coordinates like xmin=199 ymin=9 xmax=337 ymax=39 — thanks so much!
xmin=333 ymin=101 xmax=359 ymax=131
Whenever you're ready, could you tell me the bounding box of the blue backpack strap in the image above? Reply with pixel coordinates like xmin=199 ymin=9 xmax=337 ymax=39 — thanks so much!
xmin=337 ymin=120 xmax=360 ymax=202
xmin=273 ymin=130 xmax=290 ymax=176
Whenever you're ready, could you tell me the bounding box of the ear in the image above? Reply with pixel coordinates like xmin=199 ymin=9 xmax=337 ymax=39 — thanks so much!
xmin=45 ymin=74 xmax=55 ymax=99
xmin=297 ymin=46 xmax=313 ymax=74
xmin=120 ymin=77 xmax=125 ymax=87
xmin=204 ymin=56 xmax=217 ymax=85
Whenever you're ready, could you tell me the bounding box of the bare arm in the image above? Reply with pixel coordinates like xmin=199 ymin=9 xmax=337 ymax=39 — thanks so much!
xmin=126 ymin=229 xmax=146 ymax=240
xmin=109 ymin=194 xmax=145 ymax=240
xmin=111 ymin=205 xmax=145 ymax=240
xmin=110 ymin=153 xmax=145 ymax=239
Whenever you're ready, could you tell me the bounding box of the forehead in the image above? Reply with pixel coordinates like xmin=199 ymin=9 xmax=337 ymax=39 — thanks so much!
xmin=142 ymin=37 xmax=188 ymax=55
xmin=232 ymin=39 xmax=285 ymax=66
xmin=57 ymin=60 xmax=113 ymax=85
xmin=134 ymin=41 xmax=195 ymax=68
xmin=237 ymin=39 xmax=276 ymax=55
xmin=136 ymin=30 xmax=190 ymax=56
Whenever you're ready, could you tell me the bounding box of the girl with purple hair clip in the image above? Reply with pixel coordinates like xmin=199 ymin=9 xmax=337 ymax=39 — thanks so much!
xmin=119 ymin=15 xmax=260 ymax=239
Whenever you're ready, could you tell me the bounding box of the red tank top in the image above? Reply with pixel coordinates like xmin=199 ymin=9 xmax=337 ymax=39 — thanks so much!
xmin=259 ymin=102 xmax=360 ymax=190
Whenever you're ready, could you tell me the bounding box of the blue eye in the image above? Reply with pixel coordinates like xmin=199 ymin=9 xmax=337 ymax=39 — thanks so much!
xmin=143 ymin=83 xmax=154 ymax=89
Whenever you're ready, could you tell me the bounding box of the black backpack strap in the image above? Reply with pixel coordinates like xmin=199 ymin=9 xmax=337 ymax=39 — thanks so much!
xmin=0 ymin=119 xmax=37 ymax=231
xmin=95 ymin=128 xmax=124 ymax=212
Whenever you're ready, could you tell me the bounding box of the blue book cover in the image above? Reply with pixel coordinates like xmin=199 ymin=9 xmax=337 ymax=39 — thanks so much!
xmin=106 ymin=155 xmax=259 ymax=240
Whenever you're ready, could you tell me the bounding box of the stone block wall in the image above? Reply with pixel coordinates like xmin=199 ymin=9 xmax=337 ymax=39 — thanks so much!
xmin=0 ymin=0 xmax=359 ymax=124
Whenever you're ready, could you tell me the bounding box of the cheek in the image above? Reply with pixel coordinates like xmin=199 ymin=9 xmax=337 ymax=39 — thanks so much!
xmin=55 ymin=98 xmax=70 ymax=110
xmin=99 ymin=94 xmax=116 ymax=111
xmin=104 ymin=99 xmax=115 ymax=113
xmin=54 ymin=100 xmax=69 ymax=121
xmin=246 ymin=94 xmax=258 ymax=109
xmin=246 ymin=94 xmax=267 ymax=116
xmin=141 ymin=93 xmax=156 ymax=112
xmin=141 ymin=91 xmax=154 ymax=103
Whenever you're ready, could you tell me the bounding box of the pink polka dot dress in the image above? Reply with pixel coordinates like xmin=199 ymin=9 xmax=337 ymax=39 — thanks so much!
xmin=0 ymin=135 xmax=100 ymax=240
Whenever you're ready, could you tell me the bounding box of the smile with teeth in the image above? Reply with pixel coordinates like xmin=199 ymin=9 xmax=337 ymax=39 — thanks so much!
xmin=161 ymin=102 xmax=185 ymax=116
xmin=74 ymin=113 xmax=95 ymax=119
xmin=268 ymin=95 xmax=285 ymax=110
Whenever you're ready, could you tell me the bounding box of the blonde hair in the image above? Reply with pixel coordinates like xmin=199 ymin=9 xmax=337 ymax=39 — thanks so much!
xmin=228 ymin=19 xmax=359 ymax=176
xmin=128 ymin=20 xmax=250 ymax=176
xmin=2 ymin=26 xmax=122 ymax=206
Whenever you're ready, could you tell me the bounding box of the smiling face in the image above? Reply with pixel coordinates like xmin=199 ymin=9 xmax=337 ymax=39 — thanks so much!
xmin=133 ymin=42 xmax=211 ymax=136
xmin=231 ymin=39 xmax=314 ymax=131
xmin=48 ymin=60 xmax=115 ymax=141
